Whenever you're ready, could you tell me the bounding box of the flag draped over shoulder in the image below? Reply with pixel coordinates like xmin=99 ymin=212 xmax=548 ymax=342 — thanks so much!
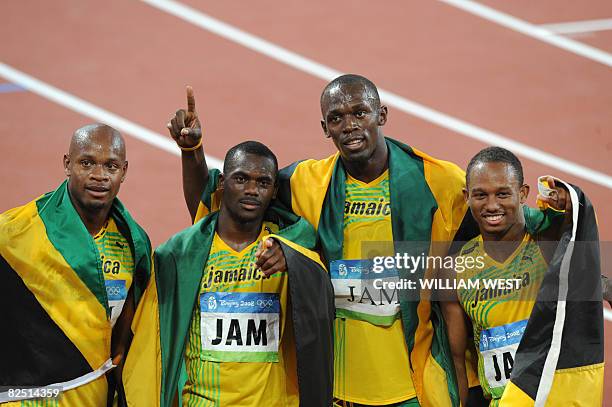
xmin=276 ymin=138 xmax=468 ymax=407
xmin=499 ymin=182 xmax=604 ymax=406
xmin=123 ymin=209 xmax=335 ymax=407
xmin=0 ymin=180 xmax=151 ymax=405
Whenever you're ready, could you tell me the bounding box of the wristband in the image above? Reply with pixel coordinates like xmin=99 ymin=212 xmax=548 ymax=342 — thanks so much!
xmin=180 ymin=137 xmax=202 ymax=152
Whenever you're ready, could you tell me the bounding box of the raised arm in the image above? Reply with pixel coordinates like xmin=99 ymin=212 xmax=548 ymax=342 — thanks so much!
xmin=167 ymin=86 xmax=209 ymax=221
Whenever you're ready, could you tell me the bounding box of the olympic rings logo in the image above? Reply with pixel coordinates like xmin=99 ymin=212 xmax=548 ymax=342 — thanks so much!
xmin=106 ymin=286 xmax=124 ymax=297
xmin=257 ymin=299 xmax=275 ymax=308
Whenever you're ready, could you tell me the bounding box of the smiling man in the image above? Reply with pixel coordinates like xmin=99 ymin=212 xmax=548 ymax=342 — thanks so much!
xmin=0 ymin=124 xmax=151 ymax=406
xmin=123 ymin=141 xmax=334 ymax=407
xmin=440 ymin=147 xmax=604 ymax=406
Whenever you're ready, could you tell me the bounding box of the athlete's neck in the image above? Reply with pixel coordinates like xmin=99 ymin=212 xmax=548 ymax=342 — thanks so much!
xmin=343 ymin=139 xmax=389 ymax=183
xmin=482 ymin=220 xmax=526 ymax=263
xmin=69 ymin=194 xmax=111 ymax=236
xmin=217 ymin=209 xmax=263 ymax=252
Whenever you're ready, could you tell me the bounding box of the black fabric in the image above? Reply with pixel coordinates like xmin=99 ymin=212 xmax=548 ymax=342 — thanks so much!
xmin=448 ymin=211 xmax=480 ymax=255
xmin=467 ymin=386 xmax=488 ymax=407
xmin=510 ymin=185 xmax=603 ymax=399
xmin=0 ymin=255 xmax=93 ymax=386
xmin=281 ymin=241 xmax=335 ymax=407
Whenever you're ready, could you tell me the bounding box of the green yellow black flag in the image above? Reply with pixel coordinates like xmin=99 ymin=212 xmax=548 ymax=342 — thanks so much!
xmin=0 ymin=181 xmax=151 ymax=405
xmin=500 ymin=181 xmax=604 ymax=406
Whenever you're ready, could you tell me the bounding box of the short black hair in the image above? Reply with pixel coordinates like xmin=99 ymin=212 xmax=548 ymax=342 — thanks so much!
xmin=223 ymin=141 xmax=279 ymax=177
xmin=320 ymin=74 xmax=381 ymax=110
xmin=466 ymin=147 xmax=524 ymax=186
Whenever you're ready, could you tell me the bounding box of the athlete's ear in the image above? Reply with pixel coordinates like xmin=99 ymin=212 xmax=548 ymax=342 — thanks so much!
xmin=321 ymin=120 xmax=330 ymax=138
xmin=463 ymin=188 xmax=469 ymax=203
xmin=120 ymin=161 xmax=128 ymax=183
xmin=218 ymin=173 xmax=225 ymax=192
xmin=519 ymin=184 xmax=530 ymax=204
xmin=63 ymin=154 xmax=71 ymax=177
xmin=378 ymin=105 xmax=388 ymax=126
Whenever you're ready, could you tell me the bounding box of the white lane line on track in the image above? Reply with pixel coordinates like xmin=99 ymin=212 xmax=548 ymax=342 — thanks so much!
xmin=440 ymin=0 xmax=612 ymax=68
xmin=604 ymin=308 xmax=612 ymax=322
xmin=540 ymin=18 xmax=612 ymax=35
xmin=141 ymin=0 xmax=612 ymax=189
xmin=0 ymin=62 xmax=223 ymax=170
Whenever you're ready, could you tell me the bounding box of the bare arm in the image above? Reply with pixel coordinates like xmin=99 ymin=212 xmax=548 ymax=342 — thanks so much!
xmin=438 ymin=265 xmax=469 ymax=407
xmin=441 ymin=298 xmax=469 ymax=407
xmin=111 ymin=287 xmax=135 ymax=385
xmin=167 ymin=86 xmax=209 ymax=221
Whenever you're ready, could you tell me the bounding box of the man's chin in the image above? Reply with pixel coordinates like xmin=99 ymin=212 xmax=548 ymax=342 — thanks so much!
xmin=480 ymin=224 xmax=510 ymax=239
xmin=83 ymin=199 xmax=111 ymax=211
xmin=341 ymin=148 xmax=371 ymax=164
xmin=235 ymin=211 xmax=264 ymax=224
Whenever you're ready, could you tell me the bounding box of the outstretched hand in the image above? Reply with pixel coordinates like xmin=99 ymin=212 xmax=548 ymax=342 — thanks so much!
xmin=167 ymin=85 xmax=202 ymax=149
xmin=255 ymin=238 xmax=287 ymax=277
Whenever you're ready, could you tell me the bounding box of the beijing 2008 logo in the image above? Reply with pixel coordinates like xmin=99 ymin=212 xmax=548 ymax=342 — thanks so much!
xmin=207 ymin=295 xmax=217 ymax=310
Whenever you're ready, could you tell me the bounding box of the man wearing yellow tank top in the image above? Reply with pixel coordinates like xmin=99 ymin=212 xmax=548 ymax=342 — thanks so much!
xmin=1 ymin=124 xmax=152 ymax=406
xmin=123 ymin=141 xmax=334 ymax=407
xmin=439 ymin=147 xmax=602 ymax=406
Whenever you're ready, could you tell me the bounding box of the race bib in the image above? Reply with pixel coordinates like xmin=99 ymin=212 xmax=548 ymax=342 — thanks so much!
xmin=200 ymin=292 xmax=280 ymax=362
xmin=330 ymin=259 xmax=400 ymax=326
xmin=480 ymin=319 xmax=528 ymax=394
xmin=105 ymin=279 xmax=127 ymax=327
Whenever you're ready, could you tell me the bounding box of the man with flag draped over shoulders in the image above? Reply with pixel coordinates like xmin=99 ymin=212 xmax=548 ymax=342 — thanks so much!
xmin=0 ymin=124 xmax=152 ymax=406
xmin=166 ymin=77 xmax=563 ymax=407
xmin=440 ymin=147 xmax=604 ymax=406
xmin=123 ymin=141 xmax=334 ymax=407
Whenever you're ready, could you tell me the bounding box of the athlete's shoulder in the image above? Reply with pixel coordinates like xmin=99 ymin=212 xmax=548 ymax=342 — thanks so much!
xmin=412 ymin=146 xmax=465 ymax=180
xmin=280 ymin=153 xmax=339 ymax=179
xmin=0 ymin=195 xmax=48 ymax=248
xmin=157 ymin=213 xmax=216 ymax=258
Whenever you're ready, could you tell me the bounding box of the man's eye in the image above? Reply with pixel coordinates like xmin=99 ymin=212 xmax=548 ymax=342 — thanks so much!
xmin=330 ymin=116 xmax=341 ymax=123
xmin=106 ymin=163 xmax=119 ymax=171
xmin=81 ymin=160 xmax=92 ymax=167
xmin=355 ymin=111 xmax=366 ymax=118
xmin=259 ymin=180 xmax=272 ymax=188
xmin=497 ymin=192 xmax=510 ymax=198
xmin=235 ymin=176 xmax=246 ymax=183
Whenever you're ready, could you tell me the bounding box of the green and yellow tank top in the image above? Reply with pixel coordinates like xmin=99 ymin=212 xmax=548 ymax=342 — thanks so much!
xmin=332 ymin=170 xmax=415 ymax=405
xmin=93 ymin=217 xmax=134 ymax=327
xmin=182 ymin=222 xmax=299 ymax=407
xmin=456 ymin=233 xmax=546 ymax=405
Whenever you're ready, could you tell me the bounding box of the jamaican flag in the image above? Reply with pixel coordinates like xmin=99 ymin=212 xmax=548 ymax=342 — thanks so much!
xmin=0 ymin=181 xmax=151 ymax=405
xmin=499 ymin=182 xmax=604 ymax=406
xmin=123 ymin=208 xmax=335 ymax=407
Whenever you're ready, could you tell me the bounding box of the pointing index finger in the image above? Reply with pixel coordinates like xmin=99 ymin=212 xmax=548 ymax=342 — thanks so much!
xmin=186 ymin=85 xmax=196 ymax=113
